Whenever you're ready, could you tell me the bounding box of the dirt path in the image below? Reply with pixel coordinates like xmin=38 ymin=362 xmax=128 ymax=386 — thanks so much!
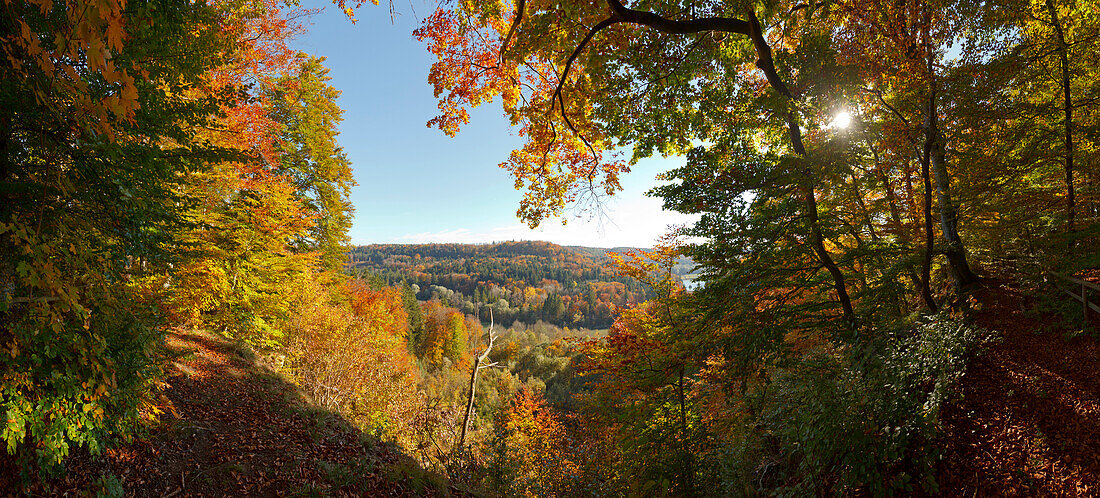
xmin=8 ymin=330 xmax=439 ymax=497
xmin=938 ymin=279 xmax=1100 ymax=496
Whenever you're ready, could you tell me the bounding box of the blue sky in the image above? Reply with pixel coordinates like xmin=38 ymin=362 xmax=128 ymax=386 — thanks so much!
xmin=291 ymin=1 xmax=696 ymax=248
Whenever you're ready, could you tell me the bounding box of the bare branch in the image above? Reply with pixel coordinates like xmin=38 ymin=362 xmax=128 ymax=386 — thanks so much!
xmin=459 ymin=308 xmax=498 ymax=450
xmin=558 ymin=89 xmax=602 ymax=168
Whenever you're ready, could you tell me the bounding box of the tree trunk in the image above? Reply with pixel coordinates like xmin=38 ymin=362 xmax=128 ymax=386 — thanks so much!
xmin=925 ymin=83 xmax=979 ymax=287
xmin=848 ymin=166 xmax=896 ymax=305
xmin=458 ymin=354 xmax=480 ymax=451
xmin=784 ymin=111 xmax=857 ymax=326
xmin=564 ymin=6 xmax=857 ymax=325
xmin=746 ymin=10 xmax=855 ymax=326
xmin=459 ymin=310 xmax=496 ymax=451
xmin=868 ymin=145 xmax=924 ymax=311
xmin=919 ymin=110 xmax=940 ymax=313
xmin=1046 ymin=0 xmax=1075 ymax=234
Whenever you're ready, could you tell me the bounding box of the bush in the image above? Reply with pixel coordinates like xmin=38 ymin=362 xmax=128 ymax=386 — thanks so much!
xmin=278 ymin=276 xmax=423 ymax=446
xmin=739 ymin=316 xmax=991 ymax=495
xmin=1 ymin=281 xmax=165 ymax=475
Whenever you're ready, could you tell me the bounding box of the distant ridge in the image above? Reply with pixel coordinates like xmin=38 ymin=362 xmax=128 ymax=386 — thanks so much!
xmin=351 ymin=240 xmax=650 ymax=255
xmin=348 ymin=241 xmax=696 ymax=277
xmin=345 ymin=241 xmax=660 ymax=329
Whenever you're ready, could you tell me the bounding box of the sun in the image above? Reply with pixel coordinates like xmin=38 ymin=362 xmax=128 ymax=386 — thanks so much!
xmin=834 ymin=110 xmax=851 ymax=129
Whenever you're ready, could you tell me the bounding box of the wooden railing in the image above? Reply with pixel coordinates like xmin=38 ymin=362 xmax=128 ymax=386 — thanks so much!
xmin=1047 ymin=271 xmax=1100 ymax=324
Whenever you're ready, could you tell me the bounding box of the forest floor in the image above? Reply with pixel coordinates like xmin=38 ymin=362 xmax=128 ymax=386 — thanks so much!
xmin=938 ymin=276 xmax=1100 ymax=496
xmin=2 ymin=329 xmax=448 ymax=497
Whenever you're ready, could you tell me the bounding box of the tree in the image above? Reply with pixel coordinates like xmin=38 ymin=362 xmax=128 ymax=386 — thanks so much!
xmin=418 ymin=300 xmax=471 ymax=367
xmin=458 ymin=309 xmax=499 ymax=450
xmin=401 ymin=0 xmax=1100 ymax=492
xmin=1 ymin=0 xmax=362 ymax=471
xmin=575 ymin=242 xmax=705 ymax=493
xmin=415 ymin=0 xmax=863 ymax=324
xmin=283 ymin=277 xmax=422 ymax=444
xmin=402 ymin=281 xmax=425 ymax=351
xmin=0 ymin=0 xmax=230 ymax=469
xmin=997 ymin=0 xmax=1100 ymax=240
xmin=170 ymin=1 xmax=360 ymax=347
xmin=444 ymin=310 xmax=470 ymax=365
xmin=267 ymin=56 xmax=356 ymax=270
xmin=173 ymin=176 xmax=317 ymax=346
xmin=487 ymin=388 xmax=581 ymax=496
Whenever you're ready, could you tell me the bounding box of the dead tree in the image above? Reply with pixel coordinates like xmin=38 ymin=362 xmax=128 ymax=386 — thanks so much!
xmin=457 ymin=308 xmax=501 ymax=451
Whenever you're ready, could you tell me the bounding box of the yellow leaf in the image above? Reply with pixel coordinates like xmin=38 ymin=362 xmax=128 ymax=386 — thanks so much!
xmin=19 ymin=21 xmax=32 ymax=46
xmin=106 ymin=18 xmax=124 ymax=51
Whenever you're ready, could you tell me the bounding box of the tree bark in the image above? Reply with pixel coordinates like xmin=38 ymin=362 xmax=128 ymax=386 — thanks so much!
xmin=925 ymin=82 xmax=979 ymax=287
xmin=919 ymin=113 xmax=940 ymax=313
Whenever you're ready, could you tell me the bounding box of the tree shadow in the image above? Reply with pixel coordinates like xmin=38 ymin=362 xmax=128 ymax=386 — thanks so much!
xmin=938 ymin=281 xmax=1100 ymax=496
xmin=6 ymin=329 xmax=450 ymax=497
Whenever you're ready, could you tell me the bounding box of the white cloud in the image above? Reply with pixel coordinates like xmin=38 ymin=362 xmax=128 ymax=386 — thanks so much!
xmin=395 ymin=194 xmax=698 ymax=248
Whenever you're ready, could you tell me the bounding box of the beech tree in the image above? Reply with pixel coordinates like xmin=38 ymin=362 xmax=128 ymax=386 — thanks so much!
xmin=0 ymin=0 xmax=229 ymax=468
xmin=1 ymin=0 xmax=364 ymax=469
xmin=415 ymin=0 xmax=865 ymax=325
xmin=409 ymin=4 xmax=1100 ymax=490
xmin=267 ymin=57 xmax=356 ymax=270
xmin=994 ymin=0 xmax=1100 ymax=240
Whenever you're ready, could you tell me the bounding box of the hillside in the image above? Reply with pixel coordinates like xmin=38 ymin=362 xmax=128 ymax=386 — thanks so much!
xmin=5 ymin=0 xmax=1100 ymax=491
xmin=349 ymin=241 xmax=692 ymax=329
xmin=1 ymin=329 xmax=449 ymax=496
xmin=7 ymin=275 xmax=1099 ymax=495
xmin=938 ymin=277 xmax=1100 ymax=495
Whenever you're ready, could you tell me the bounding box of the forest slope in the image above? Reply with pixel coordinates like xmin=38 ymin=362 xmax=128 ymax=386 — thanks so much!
xmin=939 ymin=278 xmax=1100 ymax=495
xmin=2 ymin=330 xmax=448 ymax=496
xmin=349 ymin=241 xmax=693 ymax=329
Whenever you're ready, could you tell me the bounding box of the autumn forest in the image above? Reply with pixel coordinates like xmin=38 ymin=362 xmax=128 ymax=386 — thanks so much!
xmin=2 ymin=0 xmax=1100 ymax=494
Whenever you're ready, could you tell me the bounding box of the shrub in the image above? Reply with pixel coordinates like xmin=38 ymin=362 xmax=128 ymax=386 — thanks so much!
xmin=2 ymin=279 xmax=164 ymax=474
xmin=743 ymin=316 xmax=991 ymax=495
xmin=279 ymin=276 xmax=423 ymax=446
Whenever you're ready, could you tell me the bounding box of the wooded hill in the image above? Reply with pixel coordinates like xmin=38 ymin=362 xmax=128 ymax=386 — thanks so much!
xmin=349 ymin=241 xmax=692 ymax=329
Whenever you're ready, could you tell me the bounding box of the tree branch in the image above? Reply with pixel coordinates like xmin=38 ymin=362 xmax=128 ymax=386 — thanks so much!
xmin=746 ymin=10 xmax=792 ymax=99
xmin=10 ymin=296 xmax=60 ymax=304
xmin=605 ymin=0 xmax=750 ymax=35
xmin=499 ymin=0 xmax=526 ymax=63
xmin=549 ymin=17 xmax=620 ymax=113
